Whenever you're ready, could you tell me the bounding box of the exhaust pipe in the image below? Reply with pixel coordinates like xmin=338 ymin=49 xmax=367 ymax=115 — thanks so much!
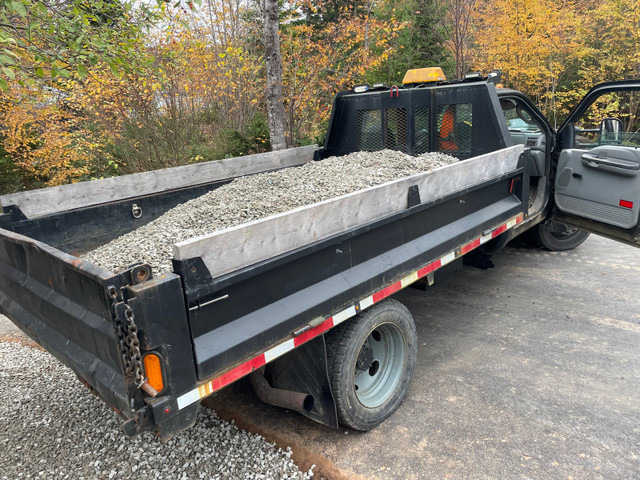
xmin=249 ymin=370 xmax=315 ymax=413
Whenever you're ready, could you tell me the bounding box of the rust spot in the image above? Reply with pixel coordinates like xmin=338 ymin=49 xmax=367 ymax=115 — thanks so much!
xmin=135 ymin=269 xmax=149 ymax=282
xmin=70 ymin=258 xmax=85 ymax=267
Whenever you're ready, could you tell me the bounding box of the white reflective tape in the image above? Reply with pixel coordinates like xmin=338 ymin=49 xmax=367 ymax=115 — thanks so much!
xmin=264 ymin=338 xmax=295 ymax=363
xmin=506 ymin=218 xmax=517 ymax=229
xmin=333 ymin=306 xmax=357 ymax=326
xmin=440 ymin=251 xmax=456 ymax=266
xmin=177 ymin=388 xmax=201 ymax=410
xmin=359 ymin=295 xmax=374 ymax=311
xmin=479 ymin=233 xmax=493 ymax=245
xmin=401 ymin=271 xmax=419 ymax=288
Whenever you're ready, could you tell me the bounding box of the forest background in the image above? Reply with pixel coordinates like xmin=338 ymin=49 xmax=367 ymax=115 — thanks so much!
xmin=0 ymin=0 xmax=638 ymax=194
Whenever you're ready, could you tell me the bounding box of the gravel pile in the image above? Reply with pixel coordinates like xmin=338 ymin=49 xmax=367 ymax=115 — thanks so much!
xmin=0 ymin=342 xmax=314 ymax=480
xmin=83 ymin=150 xmax=457 ymax=274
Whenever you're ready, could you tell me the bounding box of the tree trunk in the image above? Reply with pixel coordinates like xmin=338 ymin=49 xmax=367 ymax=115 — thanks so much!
xmin=261 ymin=0 xmax=287 ymax=151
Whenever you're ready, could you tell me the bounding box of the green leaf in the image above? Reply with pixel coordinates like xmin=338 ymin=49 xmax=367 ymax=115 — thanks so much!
xmin=58 ymin=69 xmax=70 ymax=78
xmin=107 ymin=60 xmax=120 ymax=77
xmin=91 ymin=38 xmax=107 ymax=49
xmin=2 ymin=66 xmax=14 ymax=79
xmin=0 ymin=54 xmax=13 ymax=65
xmin=34 ymin=2 xmax=47 ymax=16
xmin=35 ymin=67 xmax=44 ymax=78
xmin=78 ymin=63 xmax=88 ymax=80
xmin=0 ymin=78 xmax=8 ymax=91
xmin=11 ymin=1 xmax=26 ymax=18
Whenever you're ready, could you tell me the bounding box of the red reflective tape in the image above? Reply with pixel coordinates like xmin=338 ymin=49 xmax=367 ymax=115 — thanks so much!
xmin=372 ymin=281 xmax=402 ymax=303
xmin=516 ymin=214 xmax=523 ymax=223
xmin=460 ymin=238 xmax=481 ymax=255
xmin=620 ymin=200 xmax=633 ymax=209
xmin=294 ymin=318 xmax=334 ymax=347
xmin=210 ymin=354 xmax=266 ymax=392
xmin=417 ymin=259 xmax=441 ymax=278
xmin=491 ymin=224 xmax=508 ymax=238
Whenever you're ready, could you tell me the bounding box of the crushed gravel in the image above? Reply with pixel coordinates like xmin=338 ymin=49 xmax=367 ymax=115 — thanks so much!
xmin=0 ymin=342 xmax=314 ymax=480
xmin=83 ymin=150 xmax=457 ymax=274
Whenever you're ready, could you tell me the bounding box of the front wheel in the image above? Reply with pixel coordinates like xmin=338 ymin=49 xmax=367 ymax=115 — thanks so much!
xmin=535 ymin=220 xmax=590 ymax=251
xmin=325 ymin=299 xmax=417 ymax=431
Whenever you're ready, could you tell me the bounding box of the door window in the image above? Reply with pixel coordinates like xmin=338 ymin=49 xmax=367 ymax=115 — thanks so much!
xmin=573 ymin=91 xmax=640 ymax=148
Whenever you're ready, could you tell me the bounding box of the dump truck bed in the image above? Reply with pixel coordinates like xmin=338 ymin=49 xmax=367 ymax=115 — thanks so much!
xmin=0 ymin=144 xmax=528 ymax=436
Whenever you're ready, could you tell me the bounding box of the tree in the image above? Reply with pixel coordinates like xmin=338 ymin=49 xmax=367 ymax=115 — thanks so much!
xmin=0 ymin=82 xmax=113 ymax=187
xmin=441 ymin=0 xmax=476 ymax=79
xmin=279 ymin=2 xmax=400 ymax=144
xmin=471 ymin=0 xmax=578 ymax=121
xmin=0 ymin=0 xmax=160 ymax=89
xmin=577 ymin=0 xmax=640 ymax=83
xmin=260 ymin=0 xmax=287 ymax=150
xmin=370 ymin=0 xmax=451 ymax=83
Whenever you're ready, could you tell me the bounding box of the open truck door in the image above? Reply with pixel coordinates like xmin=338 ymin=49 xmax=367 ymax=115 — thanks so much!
xmin=552 ymin=81 xmax=640 ymax=247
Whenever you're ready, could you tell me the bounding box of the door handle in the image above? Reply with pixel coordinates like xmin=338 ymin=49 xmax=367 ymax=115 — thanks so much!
xmin=581 ymin=153 xmax=640 ymax=171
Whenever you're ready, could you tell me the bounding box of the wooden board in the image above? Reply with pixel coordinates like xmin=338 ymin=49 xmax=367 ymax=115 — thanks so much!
xmin=174 ymin=145 xmax=524 ymax=278
xmin=0 ymin=145 xmax=317 ymax=219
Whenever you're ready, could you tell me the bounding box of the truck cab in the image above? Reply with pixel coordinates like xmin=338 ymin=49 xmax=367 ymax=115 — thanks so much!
xmin=497 ymin=80 xmax=640 ymax=249
xmin=320 ymin=68 xmax=640 ymax=252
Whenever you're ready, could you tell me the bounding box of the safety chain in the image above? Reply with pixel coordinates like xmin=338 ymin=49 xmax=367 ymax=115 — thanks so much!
xmin=108 ymin=287 xmax=146 ymax=389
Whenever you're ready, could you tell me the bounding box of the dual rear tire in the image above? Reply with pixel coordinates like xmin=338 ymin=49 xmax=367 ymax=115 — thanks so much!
xmin=325 ymin=299 xmax=417 ymax=431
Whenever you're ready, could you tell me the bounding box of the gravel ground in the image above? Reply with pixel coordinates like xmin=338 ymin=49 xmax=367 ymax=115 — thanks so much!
xmin=0 ymin=342 xmax=314 ymax=480
xmin=83 ymin=150 xmax=457 ymax=274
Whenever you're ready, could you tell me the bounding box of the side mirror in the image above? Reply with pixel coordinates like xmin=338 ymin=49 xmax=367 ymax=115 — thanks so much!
xmin=599 ymin=117 xmax=623 ymax=144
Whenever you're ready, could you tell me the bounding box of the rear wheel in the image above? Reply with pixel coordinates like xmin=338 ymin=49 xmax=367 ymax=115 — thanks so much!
xmin=535 ymin=220 xmax=590 ymax=251
xmin=325 ymin=299 xmax=417 ymax=431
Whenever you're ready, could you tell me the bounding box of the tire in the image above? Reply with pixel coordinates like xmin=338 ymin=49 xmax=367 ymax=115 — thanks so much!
xmin=535 ymin=220 xmax=590 ymax=251
xmin=325 ymin=299 xmax=417 ymax=431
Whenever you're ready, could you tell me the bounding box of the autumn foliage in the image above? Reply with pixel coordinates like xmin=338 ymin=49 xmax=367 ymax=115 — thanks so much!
xmin=0 ymin=0 xmax=639 ymax=191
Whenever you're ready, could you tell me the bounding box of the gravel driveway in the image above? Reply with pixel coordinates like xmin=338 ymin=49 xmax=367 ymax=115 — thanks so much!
xmin=0 ymin=342 xmax=314 ymax=480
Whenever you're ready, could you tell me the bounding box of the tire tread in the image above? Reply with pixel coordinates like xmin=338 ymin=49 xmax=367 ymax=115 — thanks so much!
xmin=325 ymin=299 xmax=416 ymax=430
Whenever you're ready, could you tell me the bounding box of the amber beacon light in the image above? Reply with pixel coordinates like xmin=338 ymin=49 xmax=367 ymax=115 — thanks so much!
xmin=402 ymin=67 xmax=447 ymax=84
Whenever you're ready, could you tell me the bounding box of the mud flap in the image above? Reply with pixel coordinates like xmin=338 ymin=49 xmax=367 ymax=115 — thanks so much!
xmin=266 ymin=335 xmax=339 ymax=429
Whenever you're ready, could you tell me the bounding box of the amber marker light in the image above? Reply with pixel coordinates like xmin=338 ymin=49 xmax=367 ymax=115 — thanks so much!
xmin=143 ymin=353 xmax=165 ymax=393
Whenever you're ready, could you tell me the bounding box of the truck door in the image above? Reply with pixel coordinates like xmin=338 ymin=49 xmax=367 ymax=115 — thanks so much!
xmin=552 ymin=81 xmax=640 ymax=247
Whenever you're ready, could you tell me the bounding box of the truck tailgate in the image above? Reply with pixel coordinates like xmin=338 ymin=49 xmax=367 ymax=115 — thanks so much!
xmin=0 ymin=229 xmax=129 ymax=412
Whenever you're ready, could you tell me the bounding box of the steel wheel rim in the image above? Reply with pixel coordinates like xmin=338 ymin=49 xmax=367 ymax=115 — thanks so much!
xmin=353 ymin=322 xmax=406 ymax=408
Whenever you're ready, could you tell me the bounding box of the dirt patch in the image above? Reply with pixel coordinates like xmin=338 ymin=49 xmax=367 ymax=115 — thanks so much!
xmin=0 ymin=332 xmax=43 ymax=350
xmin=203 ymin=398 xmax=366 ymax=480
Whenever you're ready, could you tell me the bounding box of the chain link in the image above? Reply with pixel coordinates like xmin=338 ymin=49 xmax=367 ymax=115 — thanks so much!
xmin=109 ymin=287 xmax=146 ymax=389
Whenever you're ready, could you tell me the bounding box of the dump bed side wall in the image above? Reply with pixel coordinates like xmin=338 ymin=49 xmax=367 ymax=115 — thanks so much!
xmin=0 ymin=146 xmax=317 ymax=255
xmin=174 ymin=156 xmax=528 ymax=382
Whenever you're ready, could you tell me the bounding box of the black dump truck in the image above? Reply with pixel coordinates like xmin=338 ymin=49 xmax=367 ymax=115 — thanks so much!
xmin=1 ymin=68 xmax=640 ymax=438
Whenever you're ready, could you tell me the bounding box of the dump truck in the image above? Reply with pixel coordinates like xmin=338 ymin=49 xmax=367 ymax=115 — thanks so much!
xmin=2 ymin=68 xmax=640 ymax=438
